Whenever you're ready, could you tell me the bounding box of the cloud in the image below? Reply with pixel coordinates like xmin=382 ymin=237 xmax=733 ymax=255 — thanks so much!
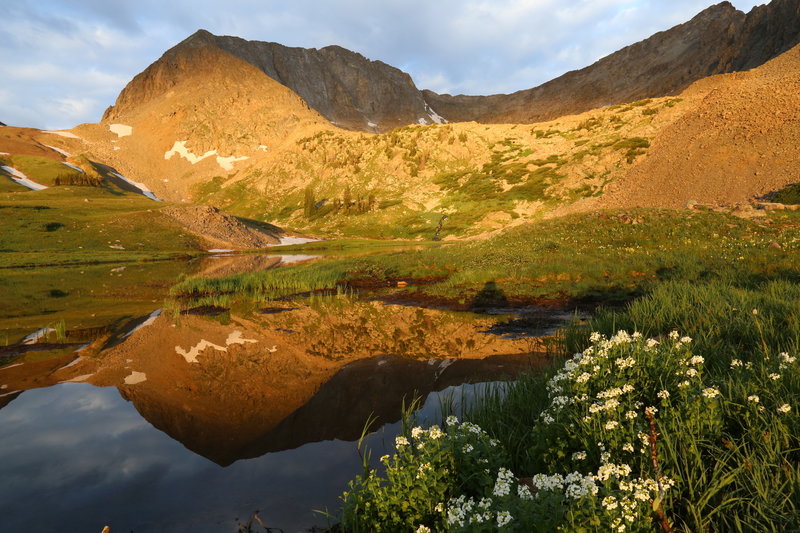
xmin=0 ymin=0 xmax=766 ymax=129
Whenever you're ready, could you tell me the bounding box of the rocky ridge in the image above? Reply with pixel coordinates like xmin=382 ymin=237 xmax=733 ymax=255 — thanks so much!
xmin=424 ymin=0 xmax=800 ymax=124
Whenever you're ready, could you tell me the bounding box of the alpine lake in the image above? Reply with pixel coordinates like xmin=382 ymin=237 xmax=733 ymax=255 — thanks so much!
xmin=0 ymin=251 xmax=569 ymax=532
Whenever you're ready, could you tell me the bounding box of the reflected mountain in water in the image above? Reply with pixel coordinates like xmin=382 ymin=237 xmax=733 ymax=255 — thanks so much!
xmin=1 ymin=298 xmax=545 ymax=465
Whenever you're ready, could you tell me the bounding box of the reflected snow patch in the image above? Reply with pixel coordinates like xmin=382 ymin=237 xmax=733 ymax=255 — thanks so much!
xmin=124 ymin=371 xmax=147 ymax=385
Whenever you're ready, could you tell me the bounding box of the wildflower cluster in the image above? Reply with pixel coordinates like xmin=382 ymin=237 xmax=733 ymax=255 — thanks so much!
xmin=341 ymin=328 xmax=800 ymax=531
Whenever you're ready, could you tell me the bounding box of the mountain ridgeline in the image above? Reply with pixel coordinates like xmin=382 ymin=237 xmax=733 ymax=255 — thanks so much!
xmin=103 ymin=0 xmax=800 ymax=133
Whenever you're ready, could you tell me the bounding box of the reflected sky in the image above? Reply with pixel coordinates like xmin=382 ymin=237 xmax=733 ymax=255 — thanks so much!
xmin=0 ymin=381 xmax=492 ymax=532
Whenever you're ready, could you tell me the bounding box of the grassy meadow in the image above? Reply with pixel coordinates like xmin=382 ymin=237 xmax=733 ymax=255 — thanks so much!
xmin=0 ymin=187 xmax=206 ymax=267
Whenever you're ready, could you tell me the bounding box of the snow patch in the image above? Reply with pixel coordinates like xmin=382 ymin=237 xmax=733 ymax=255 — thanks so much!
xmin=225 ymin=331 xmax=258 ymax=346
xmin=44 ymin=131 xmax=81 ymax=139
xmin=21 ymin=327 xmax=56 ymax=345
xmin=113 ymin=146 xmax=120 ymax=151
xmin=367 ymin=121 xmax=378 ymax=128
xmin=175 ymin=330 xmax=258 ymax=364
xmin=0 ymin=390 xmax=19 ymax=398
xmin=418 ymin=117 xmax=429 ymax=125
xmin=0 ymin=363 xmax=24 ymax=371
xmin=109 ymin=124 xmax=133 ymax=138
xmin=164 ymin=140 xmax=217 ymax=164
xmin=44 ymin=144 xmax=70 ymax=157
xmin=175 ymin=339 xmax=228 ymax=364
xmin=124 ymin=371 xmax=147 ymax=385
xmin=0 ymin=152 xmax=8 ymax=155
xmin=207 ymin=248 xmax=234 ymax=253
xmin=1 ymin=165 xmax=48 ymax=190
xmin=110 ymin=170 xmax=160 ymax=201
xmin=424 ymin=103 xmax=447 ymax=125
xmin=274 ymin=236 xmax=321 ymax=246
xmin=124 ymin=309 xmax=162 ymax=338
xmin=62 ymin=162 xmax=85 ymax=173
xmin=257 ymin=145 xmax=268 ymax=152
xmin=216 ymin=154 xmax=249 ymax=171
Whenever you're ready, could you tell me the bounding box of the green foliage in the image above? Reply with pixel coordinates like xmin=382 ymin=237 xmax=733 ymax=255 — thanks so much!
xmin=770 ymin=183 xmax=800 ymax=205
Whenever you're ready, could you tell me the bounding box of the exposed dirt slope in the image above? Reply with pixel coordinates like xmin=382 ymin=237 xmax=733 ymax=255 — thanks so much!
xmin=595 ymin=43 xmax=800 ymax=209
xmin=161 ymin=205 xmax=280 ymax=249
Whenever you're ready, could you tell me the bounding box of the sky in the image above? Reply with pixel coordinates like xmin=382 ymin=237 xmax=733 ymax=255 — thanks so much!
xmin=0 ymin=0 xmax=764 ymax=130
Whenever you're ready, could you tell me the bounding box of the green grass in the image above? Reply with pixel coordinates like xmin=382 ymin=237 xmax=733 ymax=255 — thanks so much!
xmin=0 ymin=187 xmax=206 ymax=266
xmin=169 ymin=209 xmax=800 ymax=309
xmin=770 ymin=183 xmax=800 ymax=205
xmin=0 ymin=259 xmax=190 ymax=346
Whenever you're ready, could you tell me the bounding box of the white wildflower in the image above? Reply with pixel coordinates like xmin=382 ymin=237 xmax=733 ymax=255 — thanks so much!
xmin=572 ymin=451 xmax=587 ymax=461
xmin=605 ymin=420 xmax=619 ymax=430
xmin=492 ymin=468 xmax=515 ymax=497
xmin=769 ymin=373 xmax=781 ymax=380
xmin=625 ymin=410 xmax=637 ymax=419
xmin=623 ymin=443 xmax=635 ymax=452
xmin=701 ymin=387 xmax=721 ymax=399
xmin=778 ymin=404 xmax=791 ymax=414
xmin=411 ymin=427 xmax=425 ymax=439
xmin=688 ymin=355 xmax=704 ymax=365
xmin=416 ymin=526 xmax=431 ymax=533
xmin=395 ymin=436 xmax=409 ymax=447
xmin=496 ymin=510 xmax=513 ymax=527
xmin=730 ymin=359 xmax=743 ymax=368
xmin=657 ymin=390 xmax=670 ymax=400
xmin=747 ymin=395 xmax=760 ymax=403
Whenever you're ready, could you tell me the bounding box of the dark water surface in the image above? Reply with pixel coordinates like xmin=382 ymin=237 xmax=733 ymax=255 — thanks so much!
xmin=0 ymin=381 xmax=497 ymax=532
xmin=0 ymin=254 xmax=558 ymax=532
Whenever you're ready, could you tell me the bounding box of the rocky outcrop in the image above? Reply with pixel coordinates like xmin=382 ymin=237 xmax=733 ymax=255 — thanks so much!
xmin=160 ymin=205 xmax=280 ymax=249
xmin=424 ymin=0 xmax=800 ymax=124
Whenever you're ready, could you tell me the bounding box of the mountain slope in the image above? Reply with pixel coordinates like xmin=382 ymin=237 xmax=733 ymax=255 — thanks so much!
xmin=594 ymin=42 xmax=800 ymax=210
xmin=88 ymin=39 xmax=328 ymax=202
xmin=104 ymin=29 xmax=443 ymax=134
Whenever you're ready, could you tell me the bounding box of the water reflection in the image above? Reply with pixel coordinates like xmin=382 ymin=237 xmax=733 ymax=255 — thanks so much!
xmin=0 ymin=255 xmax=565 ymax=531
xmin=0 ymin=380 xmax=501 ymax=532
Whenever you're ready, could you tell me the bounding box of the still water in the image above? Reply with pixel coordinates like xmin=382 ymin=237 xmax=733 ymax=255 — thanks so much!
xmin=0 ymin=254 xmax=558 ymax=531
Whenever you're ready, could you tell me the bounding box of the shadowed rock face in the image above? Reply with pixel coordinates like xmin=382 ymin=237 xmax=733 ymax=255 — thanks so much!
xmin=103 ymin=0 xmax=800 ymax=133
